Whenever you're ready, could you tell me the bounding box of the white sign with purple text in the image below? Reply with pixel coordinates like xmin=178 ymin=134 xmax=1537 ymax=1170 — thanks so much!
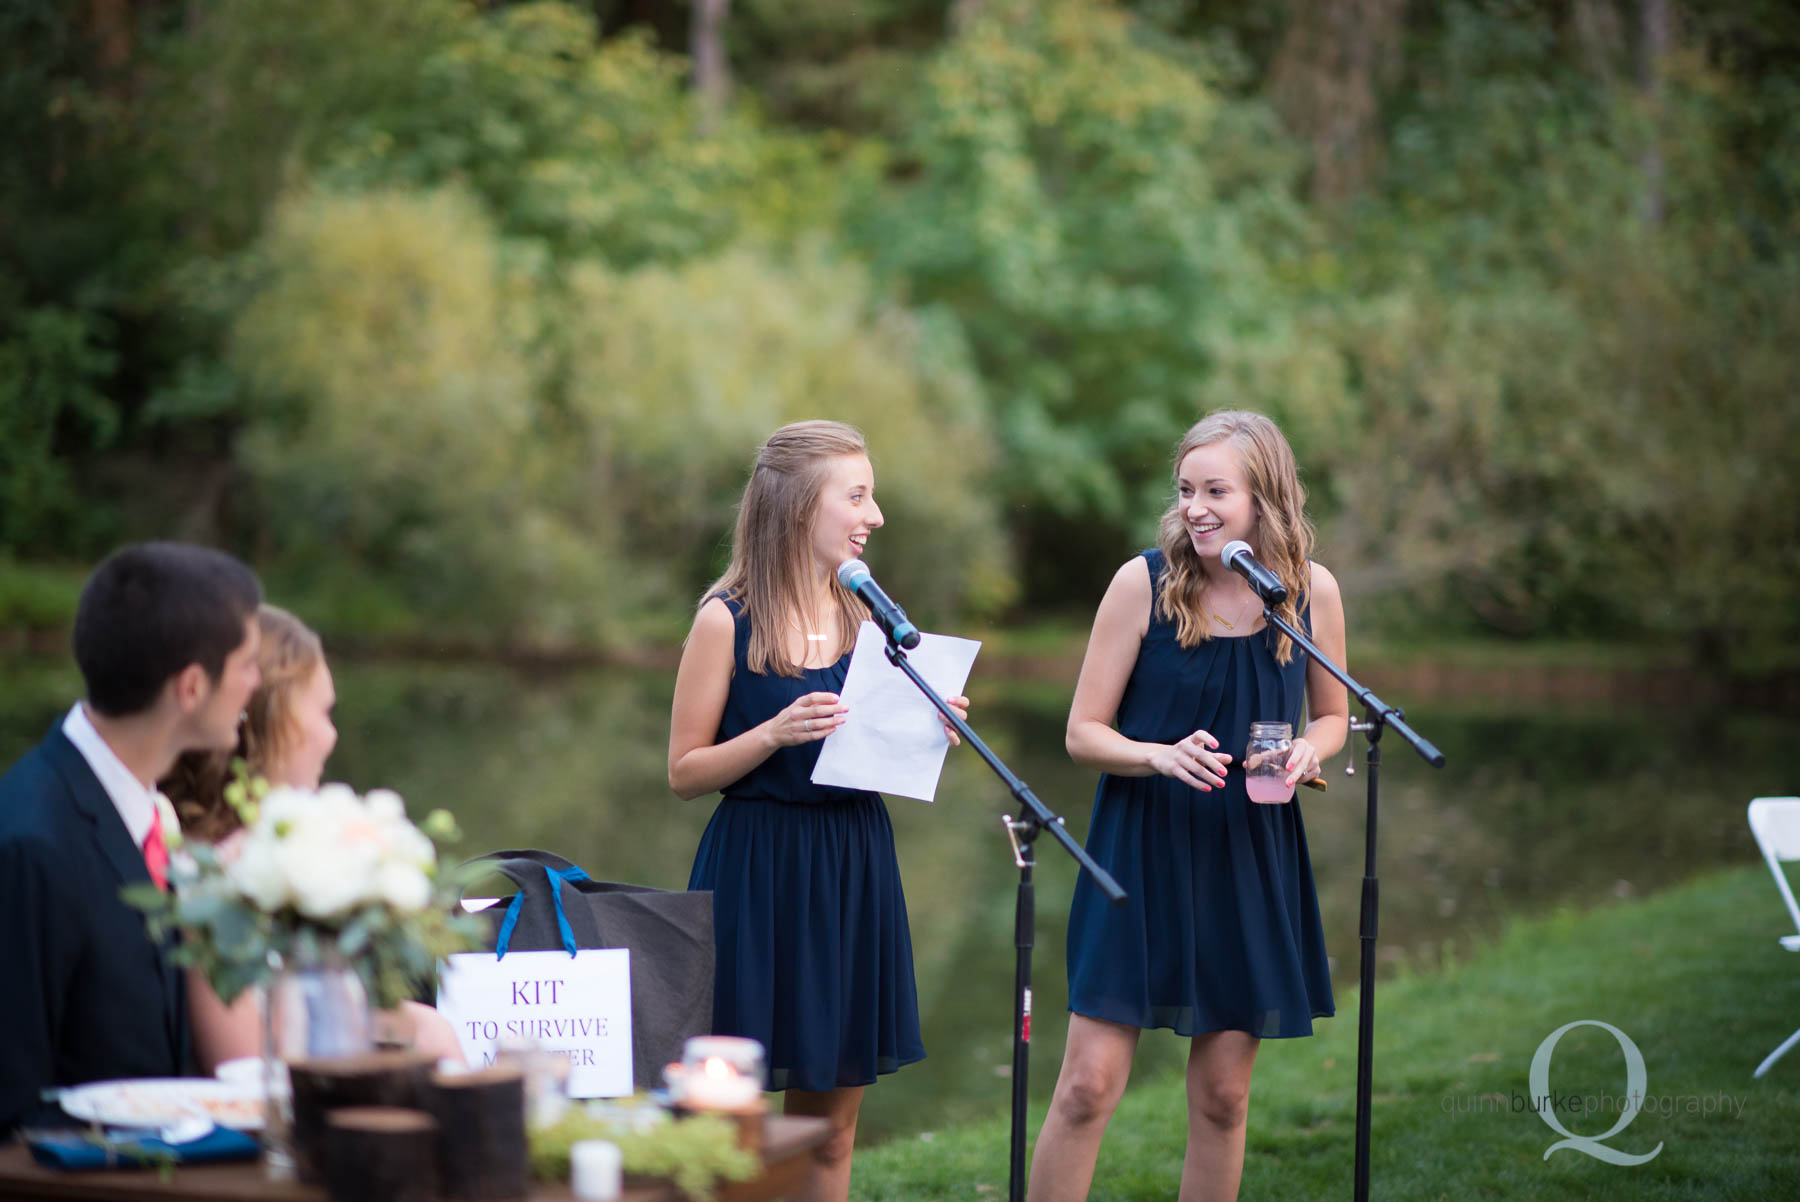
xmin=437 ymin=948 xmax=633 ymax=1097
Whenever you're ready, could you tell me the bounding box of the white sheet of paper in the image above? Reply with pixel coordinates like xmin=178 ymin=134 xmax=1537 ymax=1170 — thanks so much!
xmin=810 ymin=621 xmax=981 ymax=803
xmin=437 ymin=948 xmax=634 ymax=1098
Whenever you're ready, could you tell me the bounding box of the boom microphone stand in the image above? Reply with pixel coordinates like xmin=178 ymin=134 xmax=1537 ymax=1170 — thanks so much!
xmin=1256 ymin=606 xmax=1444 ymax=1202
xmin=874 ymin=636 xmax=1127 ymax=1202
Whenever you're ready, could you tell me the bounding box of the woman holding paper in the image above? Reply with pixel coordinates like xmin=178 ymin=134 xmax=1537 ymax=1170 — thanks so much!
xmin=669 ymin=420 xmax=967 ymax=1202
xmin=1027 ymin=410 xmax=1348 ymax=1202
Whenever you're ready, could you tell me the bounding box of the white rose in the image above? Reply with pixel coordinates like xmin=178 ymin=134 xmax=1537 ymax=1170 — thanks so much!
xmin=256 ymin=786 xmax=313 ymax=835
xmin=317 ymin=787 xmax=369 ymax=837
xmin=374 ymin=860 xmax=432 ymax=912
xmin=387 ymin=823 xmax=437 ymax=869
xmin=219 ymin=784 xmax=441 ymax=920
xmin=227 ymin=835 xmax=289 ymax=911
xmin=281 ymin=846 xmax=369 ymax=918
xmin=277 ymin=816 xmax=376 ymax=919
xmin=364 ymin=789 xmax=406 ymax=823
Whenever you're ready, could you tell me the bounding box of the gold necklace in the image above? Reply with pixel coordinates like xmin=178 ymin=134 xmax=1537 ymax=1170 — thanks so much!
xmin=1210 ymin=594 xmax=1260 ymax=631
xmin=793 ymin=605 xmax=835 ymax=642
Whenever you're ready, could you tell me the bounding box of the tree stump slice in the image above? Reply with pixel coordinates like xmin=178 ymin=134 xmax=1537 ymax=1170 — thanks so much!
xmin=289 ymin=1050 xmax=437 ymax=1183
xmin=320 ymin=1106 xmax=438 ymax=1202
xmin=429 ymin=1066 xmax=529 ymax=1199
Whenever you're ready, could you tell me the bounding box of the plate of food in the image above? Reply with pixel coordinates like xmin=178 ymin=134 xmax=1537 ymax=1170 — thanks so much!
xmin=58 ymin=1077 xmax=266 ymax=1131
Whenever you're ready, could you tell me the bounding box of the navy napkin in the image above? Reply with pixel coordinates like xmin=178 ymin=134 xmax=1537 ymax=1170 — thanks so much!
xmin=27 ymin=1125 xmax=261 ymax=1170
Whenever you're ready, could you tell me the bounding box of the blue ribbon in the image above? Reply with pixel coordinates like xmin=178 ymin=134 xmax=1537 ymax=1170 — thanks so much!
xmin=494 ymin=864 xmax=591 ymax=960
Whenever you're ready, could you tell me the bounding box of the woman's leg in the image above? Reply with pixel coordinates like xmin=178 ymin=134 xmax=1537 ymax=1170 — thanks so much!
xmin=1177 ymin=1030 xmax=1259 ymax=1202
xmin=784 ymin=1085 xmax=867 ymax=1202
xmin=1025 ymin=1015 xmax=1141 ymax=1202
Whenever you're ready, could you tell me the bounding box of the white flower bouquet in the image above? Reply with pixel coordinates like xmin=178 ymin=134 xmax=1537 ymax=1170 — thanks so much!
xmin=128 ymin=776 xmax=486 ymax=1010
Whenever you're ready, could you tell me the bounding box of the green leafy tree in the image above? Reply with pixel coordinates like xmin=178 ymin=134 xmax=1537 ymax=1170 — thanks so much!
xmin=860 ymin=0 xmax=1323 ymax=598
xmin=0 ymin=307 xmax=120 ymax=553
xmin=227 ymin=189 xmax=1012 ymax=642
xmin=553 ymin=242 xmax=1014 ymax=623
xmin=303 ymin=2 xmax=854 ymax=267
xmin=1308 ymin=1 xmax=1800 ymax=656
xmin=228 ymin=186 xmax=606 ymax=641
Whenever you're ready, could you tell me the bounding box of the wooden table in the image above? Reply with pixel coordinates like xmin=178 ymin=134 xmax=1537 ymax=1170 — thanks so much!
xmin=0 ymin=1116 xmax=830 ymax=1202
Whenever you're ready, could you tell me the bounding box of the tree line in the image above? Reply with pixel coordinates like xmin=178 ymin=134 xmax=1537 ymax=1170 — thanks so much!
xmin=3 ymin=0 xmax=1795 ymax=661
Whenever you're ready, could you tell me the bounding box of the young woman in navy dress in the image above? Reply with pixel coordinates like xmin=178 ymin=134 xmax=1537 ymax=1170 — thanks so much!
xmin=668 ymin=420 xmax=967 ymax=1202
xmin=1028 ymin=411 xmax=1349 ymax=1202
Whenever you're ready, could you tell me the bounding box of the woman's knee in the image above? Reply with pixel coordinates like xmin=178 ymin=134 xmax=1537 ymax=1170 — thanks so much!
xmin=1052 ymin=1061 xmax=1130 ymax=1127
xmin=813 ymin=1122 xmax=858 ymax=1167
xmin=1188 ymin=1074 xmax=1251 ymax=1130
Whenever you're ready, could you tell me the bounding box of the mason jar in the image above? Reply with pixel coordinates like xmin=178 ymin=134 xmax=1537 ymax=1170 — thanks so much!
xmin=1245 ymin=721 xmax=1294 ymax=804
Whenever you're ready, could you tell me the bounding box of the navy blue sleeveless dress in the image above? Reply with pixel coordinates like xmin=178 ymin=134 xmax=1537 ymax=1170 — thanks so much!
xmin=687 ymin=598 xmax=926 ymax=1091
xmin=1065 ymin=550 xmax=1334 ymax=1038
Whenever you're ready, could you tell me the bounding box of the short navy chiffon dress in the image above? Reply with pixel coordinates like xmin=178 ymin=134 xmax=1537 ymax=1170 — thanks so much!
xmin=687 ymin=598 xmax=926 ymax=1091
xmin=1065 ymin=550 xmax=1334 ymax=1038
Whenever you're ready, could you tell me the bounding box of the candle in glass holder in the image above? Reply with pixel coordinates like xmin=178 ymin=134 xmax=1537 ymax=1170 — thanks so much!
xmin=677 ymin=1037 xmax=765 ymax=1110
xmin=683 ymin=1056 xmax=761 ymax=1109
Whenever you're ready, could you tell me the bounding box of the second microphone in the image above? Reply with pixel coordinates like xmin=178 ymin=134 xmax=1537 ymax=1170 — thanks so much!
xmin=837 ymin=559 xmax=921 ymax=649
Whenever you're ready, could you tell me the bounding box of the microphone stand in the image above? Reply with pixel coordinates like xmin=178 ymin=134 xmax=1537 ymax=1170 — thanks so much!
xmin=1257 ymin=605 xmax=1444 ymax=1202
xmin=875 ymin=635 xmax=1127 ymax=1202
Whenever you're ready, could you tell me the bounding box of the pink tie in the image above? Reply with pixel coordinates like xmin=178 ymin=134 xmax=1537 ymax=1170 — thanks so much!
xmin=143 ymin=806 xmax=169 ymax=892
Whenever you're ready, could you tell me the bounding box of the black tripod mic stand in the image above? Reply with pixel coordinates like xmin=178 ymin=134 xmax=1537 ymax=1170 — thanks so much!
xmin=874 ymin=636 xmax=1127 ymax=1202
xmin=1257 ymin=607 xmax=1444 ymax=1202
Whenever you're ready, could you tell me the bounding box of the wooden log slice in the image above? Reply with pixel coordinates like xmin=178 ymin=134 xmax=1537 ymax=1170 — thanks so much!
xmin=289 ymin=1050 xmax=437 ymax=1183
xmin=320 ymin=1106 xmax=439 ymax=1202
xmin=429 ymin=1067 xmax=529 ymax=1199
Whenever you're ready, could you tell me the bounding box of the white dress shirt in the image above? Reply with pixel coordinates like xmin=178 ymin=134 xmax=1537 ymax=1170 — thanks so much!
xmin=61 ymin=702 xmax=169 ymax=853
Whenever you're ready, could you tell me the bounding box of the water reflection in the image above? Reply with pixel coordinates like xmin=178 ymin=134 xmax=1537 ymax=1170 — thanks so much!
xmin=1 ymin=657 xmax=1777 ymax=1143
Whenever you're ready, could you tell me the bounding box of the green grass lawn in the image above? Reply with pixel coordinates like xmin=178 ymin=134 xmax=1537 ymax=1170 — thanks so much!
xmin=850 ymin=866 xmax=1800 ymax=1200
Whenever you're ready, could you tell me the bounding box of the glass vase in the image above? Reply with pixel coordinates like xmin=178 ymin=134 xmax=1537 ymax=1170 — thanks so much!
xmin=260 ymin=947 xmax=373 ymax=1180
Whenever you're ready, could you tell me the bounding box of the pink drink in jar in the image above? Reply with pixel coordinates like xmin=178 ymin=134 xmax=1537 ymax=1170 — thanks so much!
xmin=1245 ymin=721 xmax=1294 ymax=803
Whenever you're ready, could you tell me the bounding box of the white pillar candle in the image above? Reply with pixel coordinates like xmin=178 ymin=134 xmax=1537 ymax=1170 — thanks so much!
xmin=570 ymin=1139 xmax=622 ymax=1201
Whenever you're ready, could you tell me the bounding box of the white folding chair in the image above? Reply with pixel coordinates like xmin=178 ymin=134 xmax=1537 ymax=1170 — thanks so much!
xmin=1748 ymin=797 xmax=1800 ymax=1078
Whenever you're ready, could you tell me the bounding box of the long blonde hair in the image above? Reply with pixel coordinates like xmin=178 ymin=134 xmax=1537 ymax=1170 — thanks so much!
xmin=703 ymin=421 xmax=868 ymax=677
xmin=1155 ymin=411 xmax=1314 ymax=664
xmin=161 ymin=604 xmax=325 ymax=840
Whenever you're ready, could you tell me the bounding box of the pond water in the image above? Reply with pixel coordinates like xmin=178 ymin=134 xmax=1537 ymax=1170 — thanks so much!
xmin=2 ymin=654 xmax=1785 ymax=1143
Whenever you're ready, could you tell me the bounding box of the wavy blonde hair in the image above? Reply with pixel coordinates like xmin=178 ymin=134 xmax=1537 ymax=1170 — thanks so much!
xmin=1155 ymin=410 xmax=1314 ymax=665
xmin=161 ymin=605 xmax=325 ymax=840
xmin=703 ymin=420 xmax=868 ymax=677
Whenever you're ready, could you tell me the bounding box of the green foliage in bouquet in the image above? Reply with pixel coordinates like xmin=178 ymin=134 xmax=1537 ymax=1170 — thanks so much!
xmin=125 ymin=764 xmax=488 ymax=1009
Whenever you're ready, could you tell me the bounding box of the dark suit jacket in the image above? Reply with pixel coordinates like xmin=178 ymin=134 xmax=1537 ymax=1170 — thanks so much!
xmin=0 ymin=721 xmax=189 ymax=1132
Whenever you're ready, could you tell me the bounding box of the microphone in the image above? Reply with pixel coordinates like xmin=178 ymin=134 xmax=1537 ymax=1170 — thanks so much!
xmin=837 ymin=560 xmax=922 ymax=649
xmin=1221 ymin=540 xmax=1288 ymax=605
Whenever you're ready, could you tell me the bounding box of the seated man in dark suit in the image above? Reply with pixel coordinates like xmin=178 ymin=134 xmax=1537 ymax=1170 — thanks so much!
xmin=0 ymin=542 xmax=262 ymax=1132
